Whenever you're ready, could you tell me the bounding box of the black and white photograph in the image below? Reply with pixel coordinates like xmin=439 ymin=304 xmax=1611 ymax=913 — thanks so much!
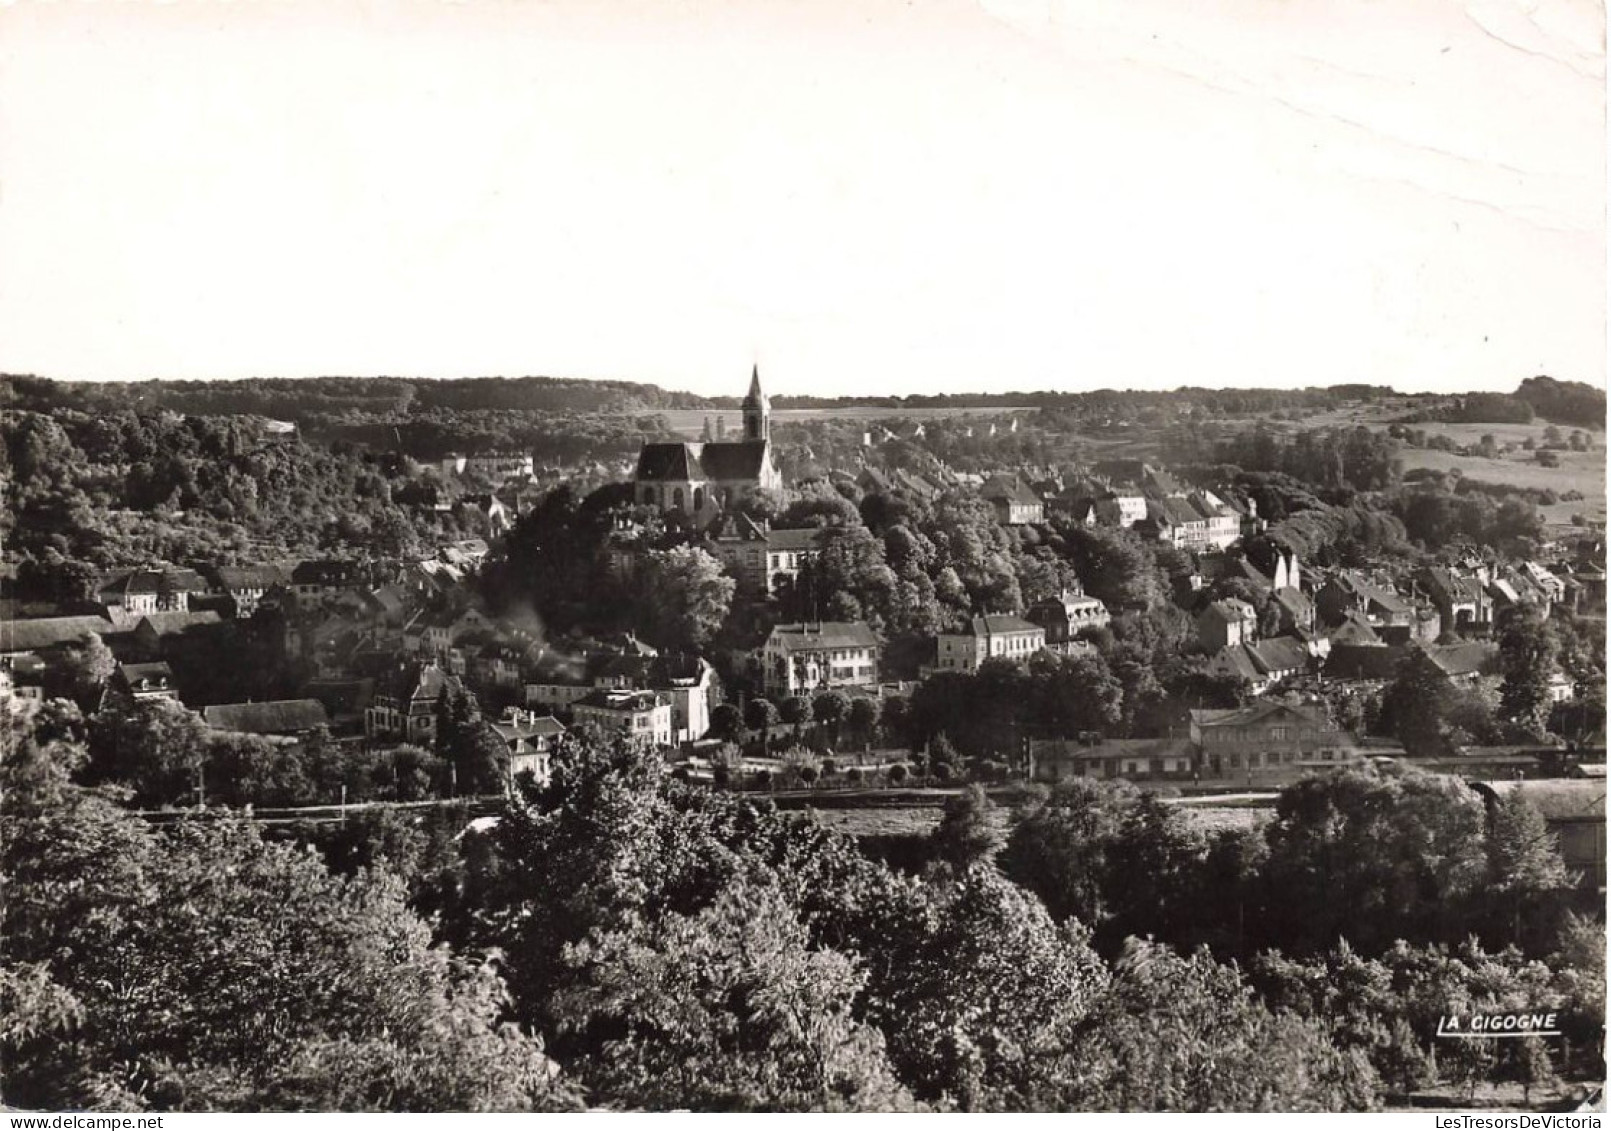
xmin=0 ymin=0 xmax=1605 ymax=1116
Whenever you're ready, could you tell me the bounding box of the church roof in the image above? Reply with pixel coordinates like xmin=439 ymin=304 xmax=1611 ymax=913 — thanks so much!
xmin=635 ymin=441 xmax=769 ymax=483
xmin=636 ymin=443 xmax=699 ymax=481
xmin=743 ymin=365 xmax=766 ymax=406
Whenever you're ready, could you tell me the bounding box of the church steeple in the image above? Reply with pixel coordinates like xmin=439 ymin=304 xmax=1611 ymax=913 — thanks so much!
xmin=741 ymin=364 xmax=770 ymax=443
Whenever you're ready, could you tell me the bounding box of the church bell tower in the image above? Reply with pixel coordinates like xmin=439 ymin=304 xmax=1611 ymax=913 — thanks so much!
xmin=741 ymin=365 xmax=770 ymax=443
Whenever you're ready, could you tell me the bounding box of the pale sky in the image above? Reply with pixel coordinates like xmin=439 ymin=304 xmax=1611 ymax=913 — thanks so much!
xmin=0 ymin=0 xmax=1603 ymax=398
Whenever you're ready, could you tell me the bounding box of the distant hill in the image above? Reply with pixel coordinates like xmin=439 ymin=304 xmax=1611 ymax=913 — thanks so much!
xmin=0 ymin=374 xmax=710 ymax=421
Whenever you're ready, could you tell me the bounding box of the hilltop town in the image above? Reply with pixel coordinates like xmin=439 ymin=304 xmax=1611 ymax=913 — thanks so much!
xmin=2 ymin=369 xmax=1606 ymax=1111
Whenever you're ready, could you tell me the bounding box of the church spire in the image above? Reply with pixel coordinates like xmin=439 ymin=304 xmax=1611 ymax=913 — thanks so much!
xmin=741 ymin=365 xmax=770 ymax=443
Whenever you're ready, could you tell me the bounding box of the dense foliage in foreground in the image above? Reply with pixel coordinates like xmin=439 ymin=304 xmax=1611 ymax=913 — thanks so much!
xmin=4 ymin=705 xmax=1601 ymax=1112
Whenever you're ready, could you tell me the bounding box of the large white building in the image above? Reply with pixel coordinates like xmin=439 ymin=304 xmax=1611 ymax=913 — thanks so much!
xmin=932 ymin=615 xmax=1047 ymax=674
xmin=762 ymin=622 xmax=881 ymax=697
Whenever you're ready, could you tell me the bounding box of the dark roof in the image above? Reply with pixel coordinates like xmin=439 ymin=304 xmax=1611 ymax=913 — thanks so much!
xmin=291 ymin=560 xmax=362 ymax=586
xmin=136 ymin=611 xmax=224 ymax=637
xmin=635 ymin=441 xmax=769 ymax=483
xmin=1031 ymin=736 xmax=1195 ymax=762
xmin=209 ymin=564 xmax=293 ymax=590
xmin=1327 ymin=612 xmax=1382 ymax=647
xmin=981 ymin=475 xmax=1040 ymax=505
xmin=0 ymin=615 xmax=117 ymax=652
xmin=1324 ymin=643 xmax=1403 ymax=681
xmin=303 ymin=678 xmax=376 ymax=717
xmin=769 ymin=622 xmax=880 ymax=653
xmin=1247 ymin=636 xmax=1309 ymax=675
xmin=99 ymin=569 xmax=164 ymax=597
xmin=1149 ymin=497 xmax=1205 ymax=527
xmin=963 ymin=614 xmax=1044 ymax=637
xmin=1203 ymin=598 xmax=1256 ymax=624
xmin=116 ymin=661 xmax=175 ymax=689
xmin=203 ymin=699 xmax=329 ymax=735
xmin=1273 ymin=587 xmax=1314 ymax=617
xmin=1206 ymin=645 xmax=1262 ymax=683
xmin=698 ymin=442 xmax=769 ymax=481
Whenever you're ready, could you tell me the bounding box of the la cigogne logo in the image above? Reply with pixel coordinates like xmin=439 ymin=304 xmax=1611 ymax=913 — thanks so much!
xmin=1436 ymin=1011 xmax=1563 ymax=1039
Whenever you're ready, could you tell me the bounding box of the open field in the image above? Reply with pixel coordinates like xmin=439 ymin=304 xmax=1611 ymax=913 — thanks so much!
xmin=801 ymin=802 xmax=1271 ymax=840
xmin=1397 ymin=446 xmax=1604 ymax=515
xmin=650 ymin=405 xmax=1036 ymax=438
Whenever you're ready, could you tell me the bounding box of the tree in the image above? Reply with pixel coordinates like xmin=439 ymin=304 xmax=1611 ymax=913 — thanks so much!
xmin=930 ymin=785 xmax=1003 ymax=871
xmin=744 ymin=698 xmax=779 ymax=747
xmin=59 ymin=632 xmax=116 ymax=710
xmin=1484 ymin=788 xmax=1573 ymax=948
xmin=1000 ymin=778 xmax=1131 ymax=930
xmin=1497 ymin=611 xmax=1557 ymax=736
xmin=87 ymin=699 xmax=213 ymax=808
xmin=640 ymin=546 xmax=736 ymax=652
xmin=1063 ymin=940 xmax=1379 ymax=1111
xmin=848 ymin=696 xmax=882 ymax=750
xmin=780 ymin=695 xmax=814 ymax=740
xmin=1378 ymin=650 xmax=1458 ymax=756
xmin=812 ymin=690 xmax=851 ymax=748
xmin=3 ymin=779 xmax=575 ymax=1111
xmin=552 ymin=880 xmax=911 ymax=1111
xmin=709 ymin=703 xmax=742 ymax=743
xmin=1258 ymin=771 xmax=1489 ymax=955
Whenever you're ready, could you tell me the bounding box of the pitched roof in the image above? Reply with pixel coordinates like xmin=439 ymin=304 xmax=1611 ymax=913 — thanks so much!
xmin=1273 ymin=586 xmax=1314 ymax=618
xmin=1151 ymin=497 xmax=1206 ymax=527
xmin=116 ymin=661 xmax=175 ymax=688
xmin=769 ymin=622 xmax=880 ymax=653
xmin=1327 ymin=611 xmax=1382 ymax=647
xmin=99 ymin=569 xmax=164 ymax=597
xmin=1191 ymin=700 xmax=1331 ymax=731
xmin=1205 ymin=644 xmax=1263 ymax=683
xmin=203 ymin=699 xmax=329 ymax=735
xmin=1427 ymin=641 xmax=1498 ymax=678
xmin=981 ymin=475 xmax=1040 ymax=505
xmin=0 ymin=615 xmax=117 ymax=652
xmin=964 ymin=614 xmax=1044 ymax=637
xmin=493 ymin=715 xmax=567 ymax=741
xmin=208 ymin=563 xmax=293 ymax=590
xmin=1473 ymin=780 xmax=1606 ymax=823
xmin=1247 ymin=636 xmax=1309 ymax=675
xmin=1031 ymin=736 xmax=1195 ymax=762
xmin=636 ymin=440 xmax=769 ymax=483
xmin=1203 ymin=598 xmax=1256 ymax=623
xmin=136 ymin=611 xmax=224 ymax=637
xmin=635 ymin=442 xmax=698 ymax=481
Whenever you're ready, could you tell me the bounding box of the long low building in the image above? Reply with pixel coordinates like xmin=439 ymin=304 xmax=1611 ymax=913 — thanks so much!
xmin=203 ymin=698 xmax=330 ymax=740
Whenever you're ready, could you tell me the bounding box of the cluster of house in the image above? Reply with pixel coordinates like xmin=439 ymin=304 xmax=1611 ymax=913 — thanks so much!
xmin=1061 ymin=460 xmax=1260 ymax=551
xmin=0 ymin=540 xmax=582 ymax=789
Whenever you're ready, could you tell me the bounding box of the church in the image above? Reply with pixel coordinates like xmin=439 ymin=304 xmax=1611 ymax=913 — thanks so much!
xmin=634 ymin=367 xmax=783 ymax=520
